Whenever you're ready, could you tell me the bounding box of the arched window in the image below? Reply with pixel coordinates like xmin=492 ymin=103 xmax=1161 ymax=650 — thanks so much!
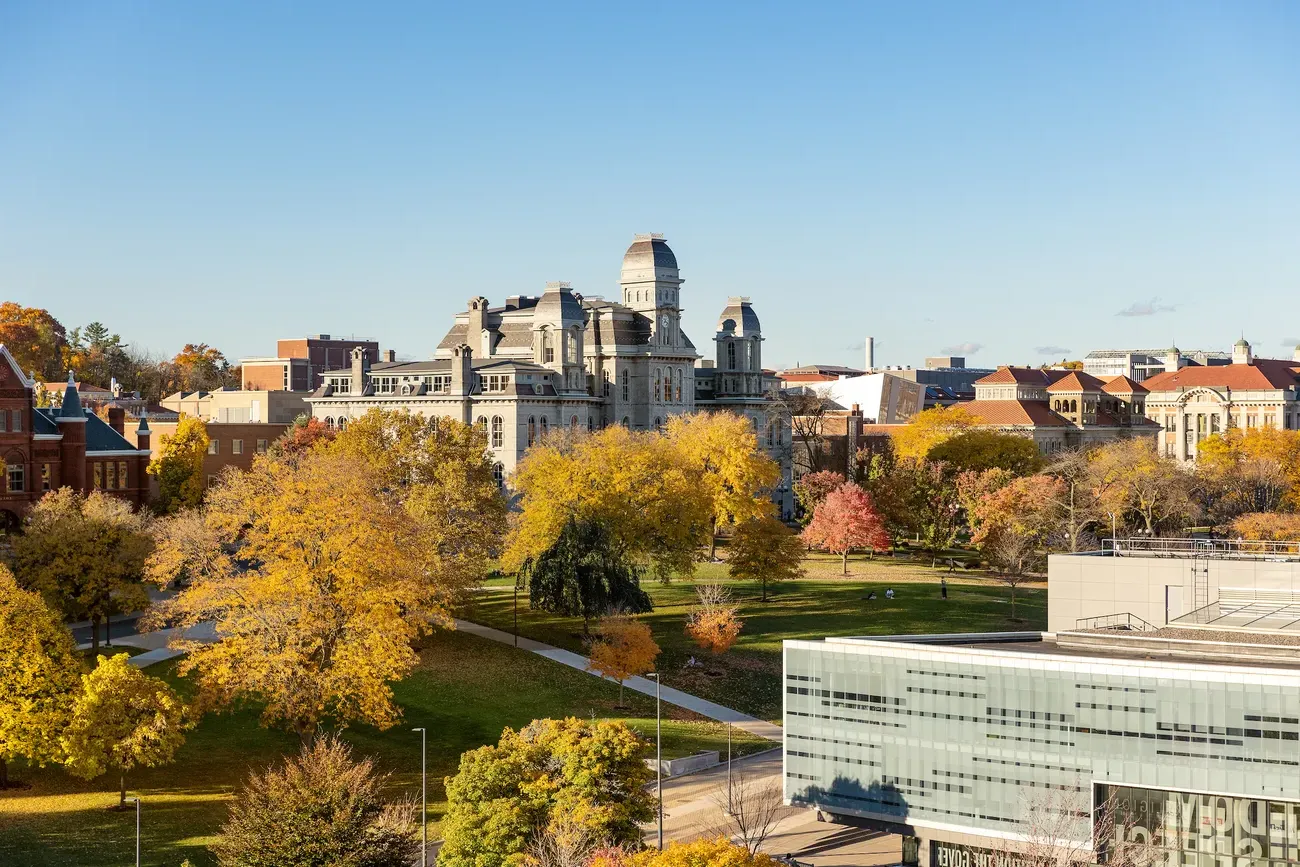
xmin=528 ymin=416 xmax=536 ymax=446
xmin=1070 ymin=399 xmax=1077 ymax=413
xmin=570 ymin=415 xmax=579 ymax=431
xmin=727 ymin=341 xmax=736 ymax=370
xmin=751 ymin=338 xmax=761 ymax=371
xmin=602 ymin=370 xmax=610 ymax=397
xmin=622 ymin=416 xmax=630 ymax=427
xmin=653 ymin=416 xmax=662 ymax=431
xmin=541 ymin=329 xmax=554 ymax=364
xmin=337 ymin=417 xmax=347 ymax=431
xmin=491 ymin=416 xmax=503 ymax=448
xmin=1053 ymin=400 xmax=1060 ymax=411
xmin=567 ymin=326 xmax=580 ymax=364
xmin=654 ymin=368 xmax=662 ymax=402
xmin=767 ymin=422 xmax=775 ymax=448
xmin=621 ymin=370 xmax=630 ymax=401
xmin=492 ymin=463 xmax=504 ymax=487
xmin=476 ymin=416 xmax=487 ymax=430
xmin=587 ymin=417 xmax=594 ymax=432
xmin=540 ymin=417 xmax=548 ymax=436
xmin=675 ymin=369 xmax=683 ymax=402
xmin=663 ymin=369 xmax=672 ymax=402
xmin=324 ymin=417 xmax=335 ymax=430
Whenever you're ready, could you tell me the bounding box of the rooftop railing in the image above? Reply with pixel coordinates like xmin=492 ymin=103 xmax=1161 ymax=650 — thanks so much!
xmin=1102 ymin=537 xmax=1300 ymax=561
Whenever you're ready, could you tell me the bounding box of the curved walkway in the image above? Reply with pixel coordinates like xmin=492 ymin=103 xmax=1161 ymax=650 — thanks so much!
xmin=454 ymin=619 xmax=782 ymax=742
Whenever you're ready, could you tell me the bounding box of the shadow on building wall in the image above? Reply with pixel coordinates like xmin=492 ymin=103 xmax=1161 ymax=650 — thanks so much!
xmin=790 ymin=776 xmax=911 ymax=823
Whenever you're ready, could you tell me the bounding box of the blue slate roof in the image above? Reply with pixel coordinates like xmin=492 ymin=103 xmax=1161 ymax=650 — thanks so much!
xmin=33 ymin=408 xmax=139 ymax=453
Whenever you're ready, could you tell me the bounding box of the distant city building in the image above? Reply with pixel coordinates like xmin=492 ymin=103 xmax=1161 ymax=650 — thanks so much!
xmin=777 ymin=364 xmax=866 ymax=384
xmin=0 ymin=352 xmax=150 ymax=526
xmin=1142 ymin=339 xmax=1300 ymax=462
xmin=160 ymin=389 xmax=309 ymax=425
xmin=1084 ymin=348 xmax=1231 ymax=383
xmin=241 ymin=335 xmax=382 ymax=391
xmin=303 ymin=235 xmax=792 ymax=515
xmin=968 ymin=366 xmax=1158 ymax=453
xmin=816 ymin=373 xmax=924 ymax=426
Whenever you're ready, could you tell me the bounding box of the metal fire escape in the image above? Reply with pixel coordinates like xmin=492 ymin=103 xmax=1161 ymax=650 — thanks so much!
xmin=1190 ymin=554 xmax=1211 ymax=621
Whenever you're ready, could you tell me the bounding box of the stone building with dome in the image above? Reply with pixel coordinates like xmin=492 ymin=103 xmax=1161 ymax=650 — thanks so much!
xmin=304 ymin=234 xmax=792 ymax=515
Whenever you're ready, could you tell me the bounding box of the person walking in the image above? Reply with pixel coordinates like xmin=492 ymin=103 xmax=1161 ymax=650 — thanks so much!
xmin=941 ymin=577 xmax=948 ymax=600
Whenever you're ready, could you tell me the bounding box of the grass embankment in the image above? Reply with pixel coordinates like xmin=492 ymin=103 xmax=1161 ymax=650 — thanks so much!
xmin=0 ymin=628 xmax=769 ymax=867
xmin=471 ymin=551 xmax=1047 ymax=723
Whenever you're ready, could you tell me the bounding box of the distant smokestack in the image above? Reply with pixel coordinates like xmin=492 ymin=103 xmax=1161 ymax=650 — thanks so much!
xmin=865 ymin=336 xmax=875 ymax=371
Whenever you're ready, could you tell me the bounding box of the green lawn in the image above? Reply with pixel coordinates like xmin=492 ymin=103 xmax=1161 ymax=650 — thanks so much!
xmin=0 ymin=629 xmax=770 ymax=867
xmin=467 ymin=563 xmax=1047 ymax=723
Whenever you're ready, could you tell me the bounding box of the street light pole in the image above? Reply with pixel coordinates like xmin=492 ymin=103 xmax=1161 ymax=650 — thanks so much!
xmin=131 ymin=797 xmax=140 ymax=867
xmin=412 ymin=727 xmax=427 ymax=867
xmin=727 ymin=720 xmax=733 ymax=813
xmin=648 ymin=672 xmax=662 ymax=849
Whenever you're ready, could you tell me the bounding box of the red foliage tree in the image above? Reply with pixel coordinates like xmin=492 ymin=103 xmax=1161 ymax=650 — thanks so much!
xmin=792 ymin=470 xmax=845 ymax=525
xmin=801 ymin=482 xmax=891 ymax=574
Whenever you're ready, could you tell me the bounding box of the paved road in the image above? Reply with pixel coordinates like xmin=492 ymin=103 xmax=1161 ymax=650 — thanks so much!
xmin=646 ymin=749 xmax=901 ymax=866
xmin=71 ymin=613 xmax=145 ymax=648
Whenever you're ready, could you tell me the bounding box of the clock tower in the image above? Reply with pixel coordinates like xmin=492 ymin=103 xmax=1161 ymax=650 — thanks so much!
xmin=620 ymin=233 xmax=683 ymax=347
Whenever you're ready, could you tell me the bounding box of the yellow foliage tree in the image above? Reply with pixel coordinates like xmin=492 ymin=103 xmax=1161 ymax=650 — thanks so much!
xmin=1088 ymin=438 xmax=1194 ymax=535
xmin=505 ymin=426 xmax=712 ymax=581
xmin=147 ymin=414 xmax=209 ymax=513
xmin=665 ymin=413 xmax=779 ymax=559
xmin=890 ymin=405 xmax=979 ymax=463
xmin=145 ymin=447 xmax=495 ymax=742
xmin=599 ymin=837 xmax=779 ymax=867
xmin=587 ymin=614 xmax=660 ymax=706
xmin=61 ymin=653 xmax=188 ymax=808
xmin=1197 ymin=427 xmax=1300 ymax=517
xmin=727 ymin=515 xmax=805 ymax=601
xmin=1231 ymin=512 xmax=1300 ymax=542
xmin=10 ymin=488 xmax=153 ymax=653
xmin=0 ymin=566 xmax=84 ymax=788
xmin=329 ymin=409 xmax=508 ymax=591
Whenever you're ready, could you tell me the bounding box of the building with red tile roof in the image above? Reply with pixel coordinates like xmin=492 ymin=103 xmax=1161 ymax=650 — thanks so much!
xmin=965 ymin=363 xmax=1158 ymax=454
xmin=1141 ymin=339 xmax=1300 ymax=462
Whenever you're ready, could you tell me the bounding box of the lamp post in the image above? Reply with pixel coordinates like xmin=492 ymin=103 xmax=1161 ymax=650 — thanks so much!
xmin=412 ymin=727 xmax=427 ymax=867
xmin=727 ymin=720 xmax=733 ymax=813
xmin=130 ymin=796 xmax=140 ymax=867
xmin=647 ymin=672 xmax=663 ymax=849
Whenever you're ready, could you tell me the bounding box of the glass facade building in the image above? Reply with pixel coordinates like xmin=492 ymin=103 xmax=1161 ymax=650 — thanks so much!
xmin=784 ymin=635 xmax=1300 ymax=866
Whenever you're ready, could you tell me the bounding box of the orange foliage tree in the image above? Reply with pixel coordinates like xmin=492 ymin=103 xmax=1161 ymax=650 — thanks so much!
xmin=685 ymin=583 xmax=743 ymax=659
xmin=587 ymin=614 xmax=660 ymax=706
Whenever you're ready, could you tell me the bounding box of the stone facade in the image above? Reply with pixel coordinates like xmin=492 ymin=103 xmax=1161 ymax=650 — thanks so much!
xmin=303 ymin=235 xmax=793 ymax=516
xmin=1142 ymin=339 xmax=1300 ymax=462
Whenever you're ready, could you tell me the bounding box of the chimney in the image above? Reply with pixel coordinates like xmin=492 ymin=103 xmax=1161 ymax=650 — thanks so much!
xmin=107 ymin=405 xmax=125 ymax=435
xmin=865 ymin=336 xmax=875 ymax=371
xmin=384 ymin=349 xmax=396 ymax=363
xmin=136 ymin=413 xmax=151 ymax=452
xmin=350 ymin=346 xmax=369 ymax=395
xmin=851 ymin=403 xmax=861 ymax=417
xmin=450 ymin=344 xmax=473 ymax=394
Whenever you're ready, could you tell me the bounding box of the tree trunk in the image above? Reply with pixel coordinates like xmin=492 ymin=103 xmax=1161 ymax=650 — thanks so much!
xmin=119 ymin=772 xmax=126 ymax=809
xmin=761 ymin=577 xmax=768 ymax=603
xmin=1010 ymin=583 xmax=1017 ymax=619
xmin=841 ymin=548 xmax=849 ymax=576
xmin=0 ymin=758 xmax=8 ymax=789
xmin=619 ymin=680 xmax=625 ymax=706
xmin=709 ymin=517 xmax=718 ymax=560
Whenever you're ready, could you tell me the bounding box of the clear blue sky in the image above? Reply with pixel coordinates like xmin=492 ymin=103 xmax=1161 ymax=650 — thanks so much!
xmin=2 ymin=1 xmax=1298 ymax=371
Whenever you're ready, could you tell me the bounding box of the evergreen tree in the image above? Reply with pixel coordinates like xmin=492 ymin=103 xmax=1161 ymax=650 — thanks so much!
xmin=519 ymin=518 xmax=652 ymax=634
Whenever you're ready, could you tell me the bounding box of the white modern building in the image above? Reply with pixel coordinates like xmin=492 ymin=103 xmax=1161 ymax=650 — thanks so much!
xmin=304 ymin=235 xmax=792 ymax=514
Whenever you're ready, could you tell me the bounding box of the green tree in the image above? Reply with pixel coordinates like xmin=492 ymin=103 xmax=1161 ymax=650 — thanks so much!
xmin=440 ymin=717 xmax=654 ymax=867
xmin=520 ymin=517 xmax=653 ymax=635
xmin=0 ymin=566 xmax=84 ymax=788
xmin=214 ymin=735 xmax=418 ymax=867
xmin=65 ymin=321 xmax=132 ymax=388
xmin=61 ymin=654 xmax=188 ymax=808
xmin=728 ymin=515 xmax=805 ymax=601
xmin=147 ymin=415 xmax=209 ymax=513
xmin=11 ymin=489 xmax=153 ymax=653
xmin=927 ymin=430 xmax=1043 ymax=476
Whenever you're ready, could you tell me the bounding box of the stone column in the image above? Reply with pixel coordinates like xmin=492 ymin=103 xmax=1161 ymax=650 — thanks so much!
xmin=1175 ymin=409 xmax=1187 ymax=461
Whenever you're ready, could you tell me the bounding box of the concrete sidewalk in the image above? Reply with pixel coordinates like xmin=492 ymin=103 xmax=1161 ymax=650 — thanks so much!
xmin=80 ymin=621 xmax=218 ymax=670
xmin=455 ymin=619 xmax=783 ymax=742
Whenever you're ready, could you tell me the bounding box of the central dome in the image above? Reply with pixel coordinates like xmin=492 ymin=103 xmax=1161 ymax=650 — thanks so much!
xmin=621 ymin=233 xmax=678 ymax=272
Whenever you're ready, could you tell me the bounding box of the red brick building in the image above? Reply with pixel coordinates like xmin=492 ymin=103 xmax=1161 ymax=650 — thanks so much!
xmin=241 ymin=335 xmax=382 ymax=392
xmin=0 ymin=347 xmax=150 ymax=528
